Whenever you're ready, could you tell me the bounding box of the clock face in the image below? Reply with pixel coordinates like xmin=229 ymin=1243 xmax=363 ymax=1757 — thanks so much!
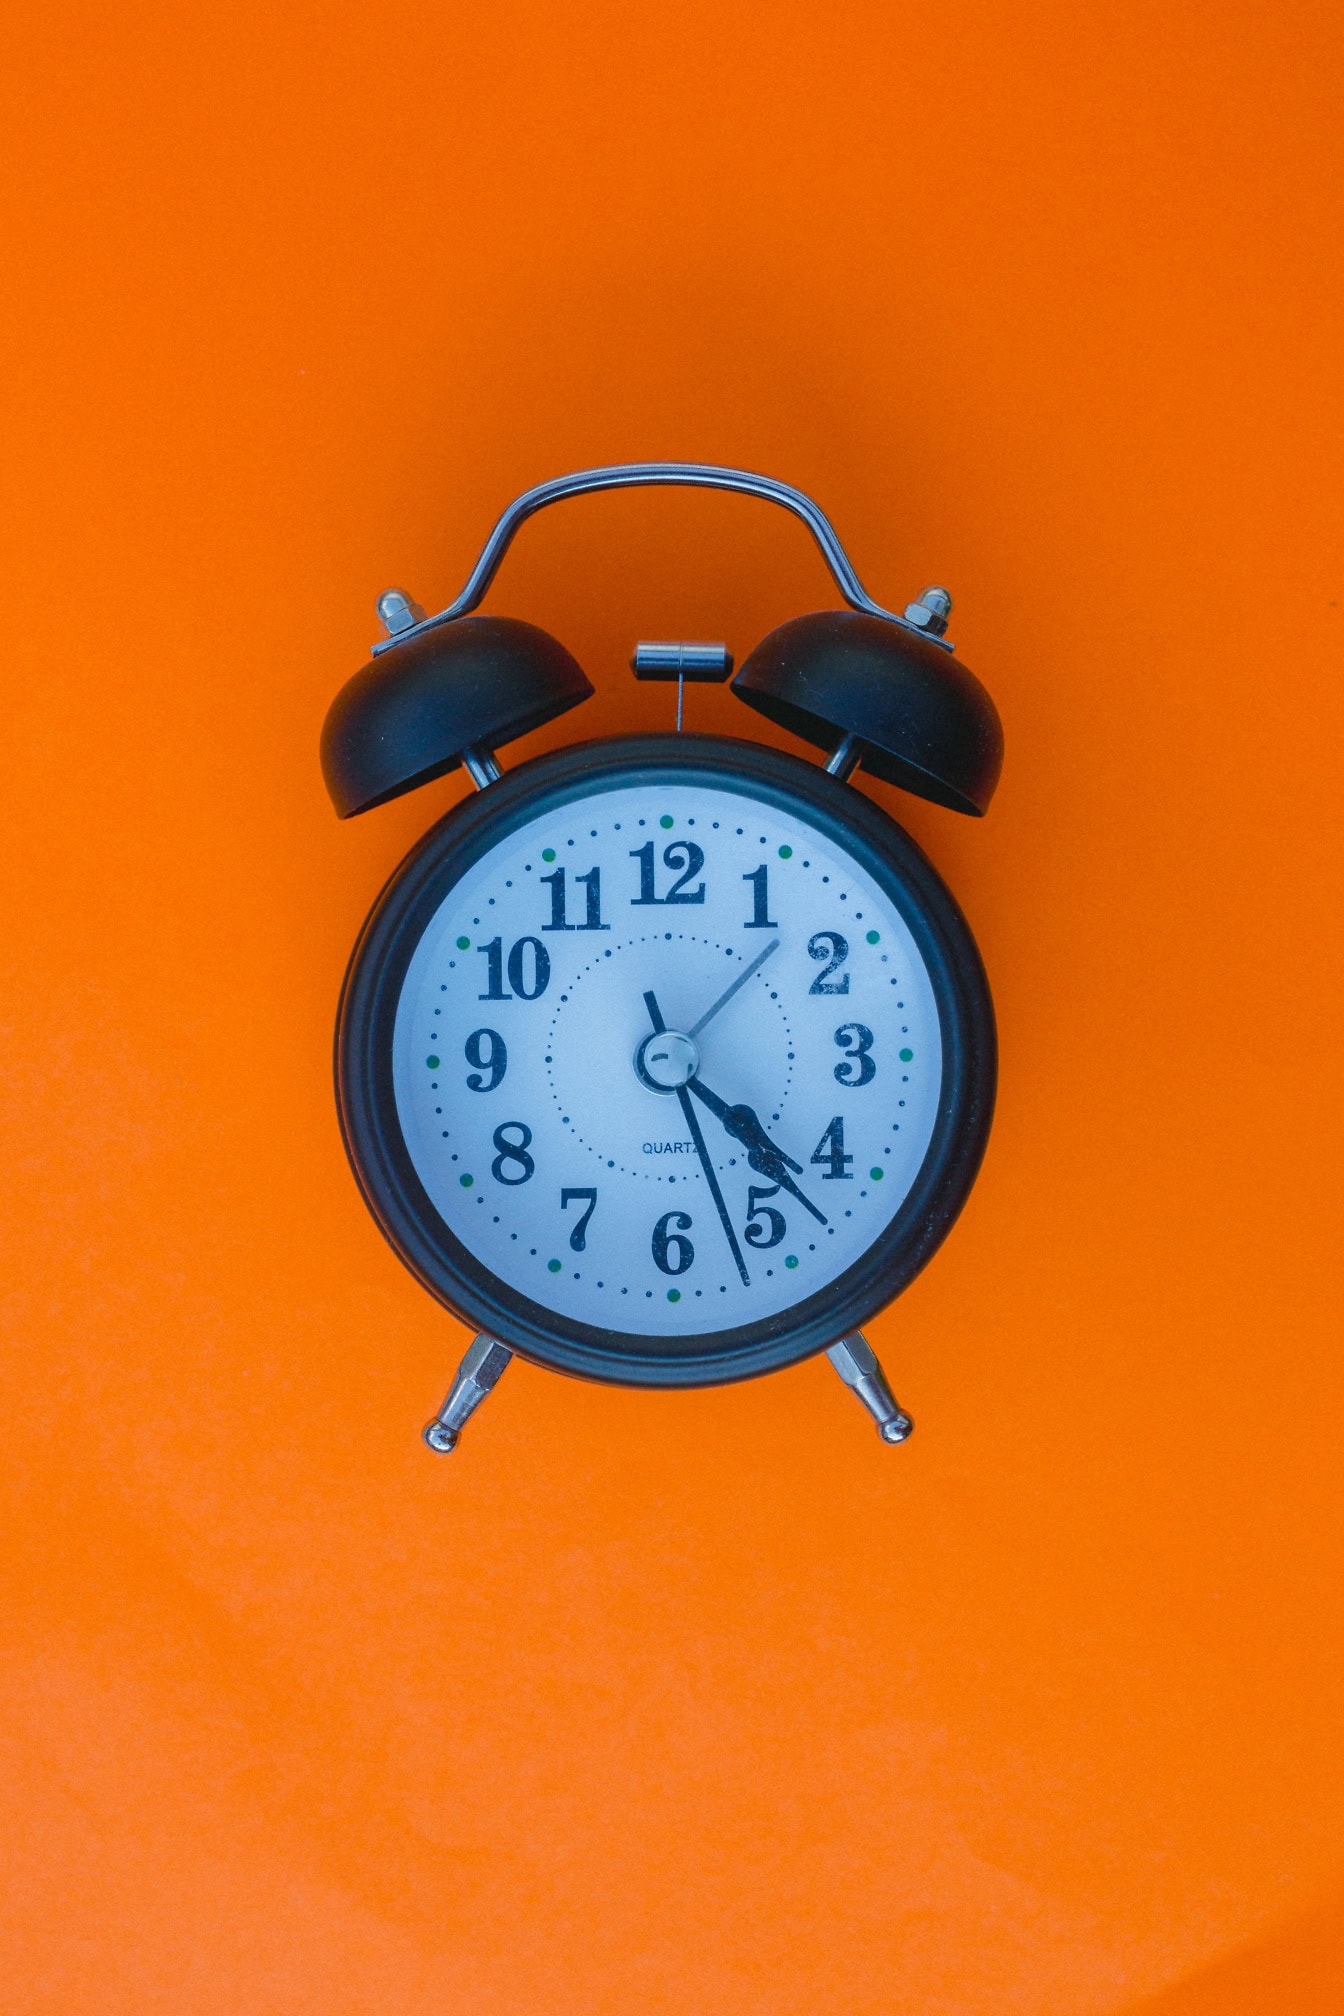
xmin=337 ymin=739 xmax=994 ymax=1384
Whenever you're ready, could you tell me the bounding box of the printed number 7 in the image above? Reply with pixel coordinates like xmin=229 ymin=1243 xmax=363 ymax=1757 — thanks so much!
xmin=560 ymin=1187 xmax=598 ymax=1252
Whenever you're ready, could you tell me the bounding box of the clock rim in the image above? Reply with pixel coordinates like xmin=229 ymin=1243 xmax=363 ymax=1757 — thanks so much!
xmin=335 ymin=734 xmax=996 ymax=1388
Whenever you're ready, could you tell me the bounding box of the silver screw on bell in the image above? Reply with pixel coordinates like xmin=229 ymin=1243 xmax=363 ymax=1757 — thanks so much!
xmin=902 ymin=585 xmax=953 ymax=638
xmin=376 ymin=587 xmax=428 ymax=637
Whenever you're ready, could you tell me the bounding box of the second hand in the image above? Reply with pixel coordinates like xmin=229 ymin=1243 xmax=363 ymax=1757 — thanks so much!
xmin=687 ymin=937 xmax=779 ymax=1039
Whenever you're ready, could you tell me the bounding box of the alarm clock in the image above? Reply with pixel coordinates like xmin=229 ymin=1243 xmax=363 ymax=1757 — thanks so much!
xmin=321 ymin=465 xmax=1002 ymax=1452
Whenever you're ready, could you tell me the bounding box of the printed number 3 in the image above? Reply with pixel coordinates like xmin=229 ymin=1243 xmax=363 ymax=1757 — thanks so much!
xmin=833 ymin=1023 xmax=876 ymax=1087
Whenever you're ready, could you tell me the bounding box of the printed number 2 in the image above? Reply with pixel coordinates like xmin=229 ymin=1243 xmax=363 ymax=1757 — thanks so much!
xmin=808 ymin=931 xmax=850 ymax=993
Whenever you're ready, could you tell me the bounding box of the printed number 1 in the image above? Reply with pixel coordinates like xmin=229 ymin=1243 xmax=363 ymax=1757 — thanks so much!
xmin=742 ymin=865 xmax=777 ymax=930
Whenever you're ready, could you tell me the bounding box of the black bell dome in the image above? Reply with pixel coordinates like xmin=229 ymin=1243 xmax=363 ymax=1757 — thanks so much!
xmin=731 ymin=609 xmax=1003 ymax=816
xmin=321 ymin=616 xmax=593 ymax=818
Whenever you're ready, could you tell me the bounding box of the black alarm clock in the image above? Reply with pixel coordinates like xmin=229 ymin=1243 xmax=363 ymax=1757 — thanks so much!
xmin=321 ymin=465 xmax=1001 ymax=1452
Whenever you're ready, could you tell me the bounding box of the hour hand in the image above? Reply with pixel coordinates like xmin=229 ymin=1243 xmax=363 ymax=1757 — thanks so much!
xmin=642 ymin=999 xmax=799 ymax=1183
xmin=685 ymin=1079 xmax=801 ymax=1173
xmin=685 ymin=1080 xmax=827 ymax=1225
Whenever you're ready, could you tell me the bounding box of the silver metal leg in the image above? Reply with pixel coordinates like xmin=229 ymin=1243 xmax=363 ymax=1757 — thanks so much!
xmin=423 ymin=1334 xmax=513 ymax=1453
xmin=826 ymin=1331 xmax=914 ymax=1444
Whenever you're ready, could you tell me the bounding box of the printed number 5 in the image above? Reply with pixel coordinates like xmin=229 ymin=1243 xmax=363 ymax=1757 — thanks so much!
xmin=744 ymin=1184 xmax=786 ymax=1249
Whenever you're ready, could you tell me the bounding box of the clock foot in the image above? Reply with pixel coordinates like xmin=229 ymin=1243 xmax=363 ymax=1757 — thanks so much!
xmin=423 ymin=1334 xmax=513 ymax=1454
xmin=826 ymin=1332 xmax=914 ymax=1445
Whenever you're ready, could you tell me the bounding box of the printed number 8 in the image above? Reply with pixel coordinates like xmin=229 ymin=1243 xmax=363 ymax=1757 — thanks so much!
xmin=491 ymin=1122 xmax=535 ymax=1184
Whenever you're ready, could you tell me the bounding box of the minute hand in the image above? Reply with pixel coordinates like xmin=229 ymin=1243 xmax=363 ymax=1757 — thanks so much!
xmin=643 ymin=990 xmax=751 ymax=1287
xmin=685 ymin=1078 xmax=828 ymax=1226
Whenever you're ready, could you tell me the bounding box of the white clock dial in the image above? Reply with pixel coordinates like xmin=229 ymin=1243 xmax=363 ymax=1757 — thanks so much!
xmin=391 ymin=781 xmax=942 ymax=1336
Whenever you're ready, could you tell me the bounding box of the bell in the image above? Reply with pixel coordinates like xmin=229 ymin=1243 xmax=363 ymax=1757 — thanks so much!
xmin=320 ymin=615 xmax=593 ymax=818
xmin=731 ymin=609 xmax=1003 ymax=816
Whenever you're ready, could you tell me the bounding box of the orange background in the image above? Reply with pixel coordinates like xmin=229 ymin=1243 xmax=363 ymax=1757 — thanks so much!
xmin=3 ymin=2 xmax=1342 ymax=2010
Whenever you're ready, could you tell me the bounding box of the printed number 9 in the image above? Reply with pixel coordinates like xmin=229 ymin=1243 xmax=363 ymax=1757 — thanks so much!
xmin=464 ymin=1027 xmax=507 ymax=1092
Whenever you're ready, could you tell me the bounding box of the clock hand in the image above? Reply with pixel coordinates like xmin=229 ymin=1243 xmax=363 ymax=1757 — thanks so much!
xmin=753 ymin=1160 xmax=828 ymax=1227
xmin=684 ymin=1078 xmax=828 ymax=1226
xmin=687 ymin=938 xmax=780 ymax=1040
xmin=683 ymin=1077 xmax=801 ymax=1173
xmin=643 ymin=991 xmax=751 ymax=1288
xmin=675 ymin=1087 xmax=751 ymax=1287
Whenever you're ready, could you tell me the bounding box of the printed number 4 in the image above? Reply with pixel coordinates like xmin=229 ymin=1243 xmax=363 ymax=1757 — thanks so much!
xmin=810 ymin=1116 xmax=854 ymax=1179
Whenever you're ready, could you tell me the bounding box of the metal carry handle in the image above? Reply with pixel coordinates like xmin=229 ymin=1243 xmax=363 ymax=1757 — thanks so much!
xmin=371 ymin=461 xmax=911 ymax=654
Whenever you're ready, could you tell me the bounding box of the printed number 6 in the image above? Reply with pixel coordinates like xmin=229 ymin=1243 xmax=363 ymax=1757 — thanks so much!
xmin=652 ymin=1210 xmax=694 ymax=1274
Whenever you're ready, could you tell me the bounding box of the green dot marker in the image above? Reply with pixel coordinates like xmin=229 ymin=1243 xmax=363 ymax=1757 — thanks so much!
xmin=459 ymin=1173 xmax=474 ymax=1188
xmin=426 ymin=1055 xmax=440 ymax=1069
xmin=866 ymin=930 xmax=880 ymax=944
xmin=456 ymin=935 xmax=470 ymax=950
xmin=667 ymin=1287 xmax=681 ymax=1301
xmin=548 ymin=1258 xmax=562 ymax=1273
xmin=778 ymin=844 xmax=793 ymax=859
xmin=542 ymin=847 xmax=556 ymax=862
xmin=899 ymin=1047 xmax=913 ymax=1062
xmin=659 ymin=814 xmax=674 ymax=829
xmin=785 ymin=1254 xmax=799 ymax=1269
xmin=870 ymin=1167 xmax=884 ymax=1181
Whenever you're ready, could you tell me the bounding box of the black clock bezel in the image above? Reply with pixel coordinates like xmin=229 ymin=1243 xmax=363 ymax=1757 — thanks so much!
xmin=335 ymin=735 xmax=995 ymax=1388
